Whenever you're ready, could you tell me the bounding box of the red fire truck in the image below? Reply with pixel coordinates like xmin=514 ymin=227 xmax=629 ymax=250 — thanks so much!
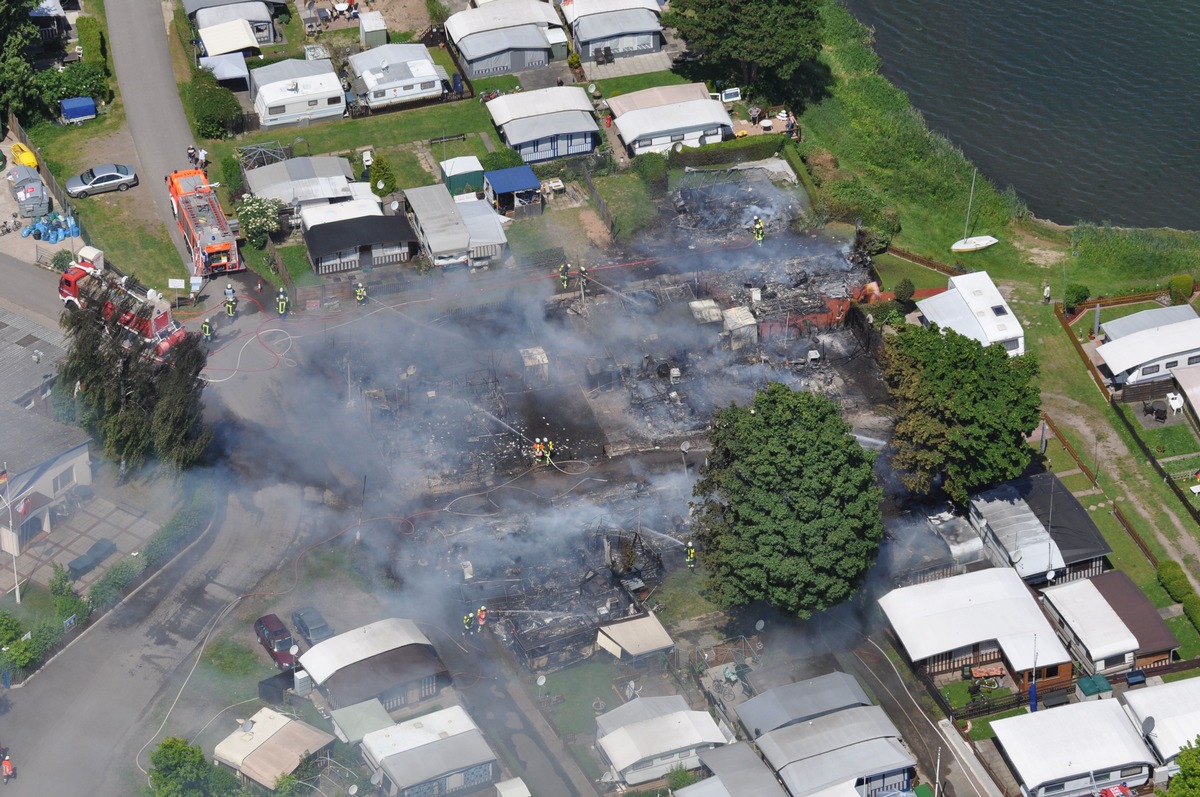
xmin=58 ymin=246 xmax=189 ymax=358
xmin=167 ymin=168 xmax=243 ymax=278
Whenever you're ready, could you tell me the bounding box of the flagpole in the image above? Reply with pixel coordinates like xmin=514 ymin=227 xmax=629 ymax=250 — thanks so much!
xmin=2 ymin=462 xmax=18 ymax=605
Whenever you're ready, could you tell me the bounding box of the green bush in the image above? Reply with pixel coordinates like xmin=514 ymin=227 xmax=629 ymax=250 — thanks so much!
xmin=1158 ymin=561 xmax=1194 ymax=603
xmin=1184 ymin=594 xmax=1200 ymax=634
xmin=632 ymin=152 xmax=668 ymax=195
xmin=893 ymin=278 xmax=915 ymax=304
xmin=187 ymin=69 xmax=242 ymax=139
xmin=221 ymin=154 xmax=245 ymax=199
xmin=1169 ymin=274 xmax=1195 ymax=305
xmin=0 ymin=611 xmax=22 ymax=647
xmin=425 ymin=0 xmax=450 ymax=24
xmin=34 ymin=63 xmax=111 ymax=107
xmin=75 ymin=16 xmax=108 ymax=76
xmin=52 ymin=249 xmax=74 ymax=273
xmin=669 ymin=134 xmax=785 ymax=168
xmin=567 ymin=52 xmax=581 ymax=70
xmin=480 ymin=148 xmax=526 ymax=172
xmin=1065 ymin=283 xmax=1090 ymax=310
xmin=88 ymin=556 xmax=148 ymax=610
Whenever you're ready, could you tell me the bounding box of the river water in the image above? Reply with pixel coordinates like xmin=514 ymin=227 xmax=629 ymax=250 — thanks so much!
xmin=839 ymin=0 xmax=1200 ymax=230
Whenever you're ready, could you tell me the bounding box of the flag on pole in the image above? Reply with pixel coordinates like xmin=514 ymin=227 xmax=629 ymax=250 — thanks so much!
xmin=0 ymin=468 xmax=7 ymax=487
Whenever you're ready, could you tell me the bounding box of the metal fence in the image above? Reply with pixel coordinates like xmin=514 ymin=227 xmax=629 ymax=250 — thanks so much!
xmin=6 ymin=111 xmax=90 ymax=248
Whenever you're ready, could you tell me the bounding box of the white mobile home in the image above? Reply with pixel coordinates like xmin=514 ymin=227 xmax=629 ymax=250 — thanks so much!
xmin=445 ymin=0 xmax=566 ymax=77
xmin=916 ymin=271 xmax=1025 ymax=356
xmin=1095 ymin=316 xmax=1200 ymax=386
xmin=348 ymin=44 xmax=449 ymax=111
xmin=251 ymin=59 xmax=345 ymax=129
xmin=560 ymin=0 xmax=662 ymax=62
xmin=486 ymin=87 xmax=598 ymax=163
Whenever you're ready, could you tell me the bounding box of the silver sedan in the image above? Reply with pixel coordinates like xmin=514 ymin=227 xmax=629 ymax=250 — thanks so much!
xmin=65 ymin=163 xmax=139 ymax=198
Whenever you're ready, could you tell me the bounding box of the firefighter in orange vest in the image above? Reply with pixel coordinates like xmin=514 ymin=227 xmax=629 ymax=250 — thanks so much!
xmin=533 ymin=438 xmax=545 ymax=464
xmin=476 ymin=606 xmax=488 ymax=629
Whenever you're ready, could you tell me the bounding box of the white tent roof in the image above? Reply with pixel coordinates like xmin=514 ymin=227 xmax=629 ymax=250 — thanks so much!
xmin=457 ymin=198 xmax=511 ymax=250
xmin=878 ymin=568 xmax=1069 ymax=671
xmin=560 ymin=0 xmax=660 ymax=24
xmin=361 ymin=706 xmax=478 ymax=764
xmin=1096 ymin=317 xmax=1200 ymax=376
xmin=1123 ymin=677 xmax=1200 ymax=764
xmin=445 ymin=0 xmax=561 ymax=41
xmin=240 ymin=719 xmax=334 ymax=789
xmin=992 ymin=700 xmax=1155 ymax=792
xmin=597 ymin=613 xmax=673 ymax=657
xmin=199 ymin=52 xmax=249 ymax=83
xmin=1041 ymin=578 xmax=1138 ymax=661
xmin=441 ymin=156 xmax=484 ymax=177
xmin=599 ymin=711 xmax=727 ymax=772
xmin=607 ymin=83 xmax=711 ymax=116
xmin=299 ymin=618 xmax=431 ymax=685
xmin=1172 ymin=364 xmax=1200 ymax=413
xmin=487 ymin=86 xmax=594 ymax=127
xmin=196 ymin=1 xmax=270 ymax=28
xmin=300 ymin=199 xmax=382 ymax=230
xmin=199 ymin=19 xmax=259 ymax=56
xmin=214 ymin=707 xmax=290 ymax=769
xmin=615 ymin=99 xmax=733 ymax=143
xmin=916 ymin=271 xmax=1022 ymax=347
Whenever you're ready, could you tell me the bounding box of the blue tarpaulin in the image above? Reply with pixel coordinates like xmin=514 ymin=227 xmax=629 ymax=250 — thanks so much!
xmin=60 ymin=96 xmax=96 ymax=122
xmin=484 ymin=165 xmax=540 ymax=195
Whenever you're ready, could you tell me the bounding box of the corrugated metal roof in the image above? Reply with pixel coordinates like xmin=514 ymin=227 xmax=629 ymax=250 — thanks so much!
xmin=776 ymin=738 xmax=914 ymax=797
xmin=1124 ymin=678 xmax=1200 ymax=764
xmin=969 ymin=483 xmax=1065 ymax=579
xmin=457 ymin=198 xmax=510 ymax=251
xmin=379 ymin=729 xmax=496 ymax=790
xmin=755 ymin=706 xmax=899 ymax=767
xmin=329 ymin=699 xmax=394 ymax=745
xmin=992 ymin=700 xmax=1155 ymax=792
xmin=560 ymin=0 xmax=660 ymax=24
xmin=362 ymin=706 xmax=478 ymax=763
xmin=599 ymin=711 xmax=726 ymax=772
xmin=195 ymin=1 xmax=270 ymax=27
xmin=615 ymin=99 xmax=732 ymax=143
xmin=454 ymin=25 xmax=550 ymax=60
xmin=1041 ymin=578 xmax=1138 ymax=661
xmin=574 ymin=7 xmax=660 ymax=40
xmin=1101 ymin=304 xmax=1198 ymax=341
xmin=501 ymin=110 xmax=597 ymax=147
xmin=1096 ymin=316 xmax=1200 ymax=376
xmin=677 ymin=743 xmax=788 ymax=797
xmin=607 ymin=83 xmax=710 ymax=116
xmin=298 ymin=618 xmax=431 ymax=685
xmin=596 ymin=695 xmax=689 ymax=737
xmin=184 ymin=0 xmax=285 ymax=15
xmin=405 ymin=184 xmax=471 ymax=255
xmin=737 ymin=672 xmax=871 ymax=736
xmin=878 ymin=568 xmax=1069 ymax=672
xmin=487 ymin=86 xmax=594 ymax=127
xmin=245 ymin=156 xmax=354 ymax=202
xmin=446 ymin=0 xmax=561 ymax=40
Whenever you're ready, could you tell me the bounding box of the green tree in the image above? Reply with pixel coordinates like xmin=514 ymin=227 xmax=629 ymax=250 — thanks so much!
xmin=150 ymin=333 xmax=213 ymax=470
xmin=188 ymin=68 xmax=241 ymax=139
xmin=234 ymin=194 xmax=283 ymax=249
xmin=1169 ymin=738 xmax=1200 ymax=797
xmin=692 ymin=383 xmax=883 ymax=618
xmin=369 ymin=151 xmax=397 ymax=196
xmin=480 ymin=148 xmax=525 ymax=172
xmin=882 ymin=324 xmax=1041 ymax=504
xmin=0 ymin=30 xmax=44 ymax=123
xmin=0 ymin=611 xmax=22 ymax=647
xmin=34 ymin=62 xmax=110 ymax=107
xmin=663 ymin=0 xmax=820 ymax=98
xmin=150 ymin=737 xmax=210 ymax=797
xmin=892 ymin=277 xmax=915 ymax=305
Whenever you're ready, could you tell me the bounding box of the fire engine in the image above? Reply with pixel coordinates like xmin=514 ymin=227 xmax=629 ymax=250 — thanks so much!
xmin=166 ymin=168 xmax=243 ymax=278
xmin=58 ymin=245 xmax=189 ymax=357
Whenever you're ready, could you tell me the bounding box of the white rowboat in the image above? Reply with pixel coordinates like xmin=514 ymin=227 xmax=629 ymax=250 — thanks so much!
xmin=951 ymin=235 xmax=999 ymax=252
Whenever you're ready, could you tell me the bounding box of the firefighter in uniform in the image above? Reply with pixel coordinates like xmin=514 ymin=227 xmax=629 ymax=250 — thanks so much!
xmin=686 ymin=540 xmax=696 ymax=570
xmin=463 ymin=613 xmax=475 ymax=636
xmin=545 ymin=438 xmax=554 ymax=463
xmin=356 ymin=282 xmax=367 ymax=306
xmin=224 ymin=295 xmax=237 ymax=318
xmin=753 ymin=216 xmax=765 ymax=245
xmin=533 ymin=438 xmax=545 ymax=464
xmin=577 ymin=264 xmax=589 ymax=295
xmin=559 ymin=262 xmax=570 ymax=290
xmin=201 ymin=318 xmax=212 ymax=343
xmin=224 ymin=282 xmax=235 ymax=301
xmin=476 ymin=605 xmax=488 ymax=630
xmin=277 ymin=291 xmax=289 ymax=319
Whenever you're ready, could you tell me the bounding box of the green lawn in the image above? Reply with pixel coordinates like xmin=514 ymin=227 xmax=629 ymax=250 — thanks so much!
xmin=541 ymin=659 xmax=621 ymax=736
xmin=967 ymin=708 xmax=1027 ymax=741
xmin=473 ymin=75 xmax=523 ymax=96
xmin=506 ymin=206 xmax=604 ymax=264
xmin=942 ymin=679 xmax=1011 ymax=709
xmin=1057 ymin=471 xmax=1097 ymax=494
xmin=592 ymin=70 xmax=690 ymax=99
xmin=1088 ymin=508 xmax=1170 ymax=608
xmin=1168 ymin=615 xmax=1200 ymax=660
xmin=1069 ymin=301 xmax=1161 ymax=336
xmin=871 ymin=252 xmax=949 ymax=293
xmin=277 ymin=243 xmax=319 ymax=285
xmin=0 ymin=582 xmax=56 ymax=627
xmin=652 ymin=569 xmax=720 ymax=626
xmin=1132 ymin=415 xmax=1200 ymax=459
xmin=1163 ymin=667 xmax=1200 ymax=683
xmin=593 ymin=173 xmax=657 ymax=238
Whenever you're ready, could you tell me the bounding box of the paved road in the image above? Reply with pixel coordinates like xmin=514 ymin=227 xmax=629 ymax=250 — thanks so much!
xmin=105 ymin=0 xmax=193 ymax=263
xmin=0 ymin=253 xmax=65 ymax=327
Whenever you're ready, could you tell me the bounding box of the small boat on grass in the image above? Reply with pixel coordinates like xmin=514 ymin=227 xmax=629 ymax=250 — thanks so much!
xmin=950 ymin=169 xmax=998 ymax=253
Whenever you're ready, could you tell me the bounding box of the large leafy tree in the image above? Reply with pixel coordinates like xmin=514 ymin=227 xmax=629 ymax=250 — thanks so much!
xmin=149 ymin=737 xmax=210 ymax=797
xmin=692 ymin=383 xmax=883 ymax=618
xmin=663 ymin=0 xmax=821 ymax=95
xmin=1170 ymin=738 xmax=1200 ymax=797
xmin=882 ymin=324 xmax=1041 ymax=504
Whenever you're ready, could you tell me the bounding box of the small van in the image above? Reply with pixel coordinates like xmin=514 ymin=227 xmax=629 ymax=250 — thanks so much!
xmin=254 ymin=614 xmax=296 ymax=669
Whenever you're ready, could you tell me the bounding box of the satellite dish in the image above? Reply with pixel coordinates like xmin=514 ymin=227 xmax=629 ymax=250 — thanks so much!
xmin=673 ymin=142 xmax=684 ymax=153
xmin=289 ymin=644 xmax=300 ymax=656
xmin=241 ymin=719 xmax=253 ymax=732
xmin=680 ymin=441 xmax=691 ymax=453
xmin=1142 ymin=716 xmax=1155 ymax=736
xmin=376 ymin=180 xmax=385 ymax=190
xmin=349 ymin=787 xmax=358 ymax=796
xmin=390 ymin=200 xmax=400 ymax=212
xmin=1046 ymin=570 xmax=1057 ymax=581
xmin=536 ymin=675 xmax=546 ymax=687
xmin=380 ymin=59 xmax=389 ymax=71
xmin=755 ymin=619 xmax=765 ymax=632
xmin=371 ymin=771 xmax=384 ymax=786
xmin=587 ymin=83 xmax=596 ymax=94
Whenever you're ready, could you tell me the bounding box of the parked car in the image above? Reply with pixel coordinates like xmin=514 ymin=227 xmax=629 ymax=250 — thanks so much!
xmin=291 ymin=607 xmax=334 ymax=646
xmin=254 ymin=614 xmax=297 ymax=669
xmin=67 ymin=538 xmax=117 ymax=580
xmin=65 ymin=164 xmax=138 ymax=198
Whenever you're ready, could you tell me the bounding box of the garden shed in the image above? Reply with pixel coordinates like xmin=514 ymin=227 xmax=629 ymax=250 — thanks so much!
xmin=440 ymin=156 xmax=484 ymax=195
xmin=359 ymin=10 xmax=387 ymax=48
xmin=483 ymin=165 xmax=541 ymax=216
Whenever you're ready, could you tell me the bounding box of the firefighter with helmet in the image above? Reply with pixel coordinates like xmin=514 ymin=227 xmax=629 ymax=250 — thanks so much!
xmin=463 ymin=612 xmax=475 ymax=636
xmin=476 ymin=605 xmax=488 ymax=628
xmin=545 ymin=438 xmax=555 ymax=463
xmin=533 ymin=438 xmax=545 ymax=464
xmin=224 ymin=295 xmax=237 ymax=318
xmin=559 ymin=262 xmax=570 ymax=290
xmin=224 ymin=282 xmax=235 ymax=301
xmin=277 ymin=291 xmax=289 ymax=319
xmin=686 ymin=540 xmax=696 ymax=570
xmin=356 ymin=282 xmax=367 ymax=306
xmin=753 ymin=216 xmax=765 ymax=245
xmin=201 ymin=318 xmax=212 ymax=343
xmin=577 ymin=263 xmax=590 ymax=295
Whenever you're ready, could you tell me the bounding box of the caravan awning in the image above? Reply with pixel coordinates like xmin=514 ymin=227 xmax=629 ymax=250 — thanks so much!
xmin=199 ymin=52 xmax=249 ymax=83
xmin=199 ymin=19 xmax=259 ymax=56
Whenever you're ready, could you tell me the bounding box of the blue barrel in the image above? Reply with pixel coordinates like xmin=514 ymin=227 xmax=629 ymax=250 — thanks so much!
xmin=20 ymin=225 xmax=31 ymax=237
xmin=70 ymin=223 xmax=80 ymax=237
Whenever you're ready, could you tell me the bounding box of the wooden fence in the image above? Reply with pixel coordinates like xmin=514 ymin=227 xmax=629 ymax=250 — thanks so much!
xmin=884 ymin=246 xmax=961 ymax=277
xmin=1053 ymin=300 xmax=1112 ymax=399
xmin=1041 ymin=411 xmax=1097 ymax=485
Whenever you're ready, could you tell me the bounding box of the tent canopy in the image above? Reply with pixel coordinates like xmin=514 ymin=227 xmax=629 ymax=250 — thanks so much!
xmin=60 ymin=97 xmax=96 ymax=121
xmin=484 ymin=165 xmax=540 ymax=195
xmin=199 ymin=19 xmax=259 ymax=56
xmin=199 ymin=52 xmax=250 ymax=83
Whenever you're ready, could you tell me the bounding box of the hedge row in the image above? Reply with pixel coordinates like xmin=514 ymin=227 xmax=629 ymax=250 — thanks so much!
xmin=75 ymin=16 xmax=108 ymax=76
xmin=88 ymin=485 xmax=212 ymax=610
xmin=669 ymin=134 xmax=785 ymax=168
xmin=1159 ymin=561 xmax=1192 ymax=603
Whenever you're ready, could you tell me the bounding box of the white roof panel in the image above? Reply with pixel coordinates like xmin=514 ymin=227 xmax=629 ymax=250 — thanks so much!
xmin=970 ymin=483 xmax=1065 ymax=579
xmin=501 ymin=109 xmax=597 ymax=146
xmin=755 ymin=706 xmax=901 ymax=768
xmin=1101 ymin=305 xmax=1199 ymax=341
xmin=441 ymin=156 xmax=484 ymax=177
xmin=607 ymin=83 xmax=711 ymax=116
xmin=1041 ymin=578 xmax=1138 ymax=661
xmin=298 ymin=618 xmax=431 ymax=685
xmin=776 ymin=738 xmax=914 ymax=797
xmin=615 ymin=99 xmax=732 ymax=143
xmin=676 ymin=743 xmax=789 ymax=797
xmin=1123 ymin=678 xmax=1200 ymax=764
xmin=299 ymin=199 xmax=382 ymax=230
xmin=597 ymin=613 xmax=673 ymax=657
xmin=574 ymin=7 xmax=660 ymax=40
xmin=196 ymin=1 xmax=270 ymax=27
xmin=916 ymin=271 xmax=1023 ymax=348
xmin=560 ymin=0 xmax=660 ymax=24
xmin=992 ymin=700 xmax=1155 ymax=792
xmin=878 ymin=568 xmax=1069 ymax=672
xmin=487 ymin=86 xmax=594 ymax=127
xmin=199 ymin=19 xmax=259 ymax=56
xmin=257 ymin=71 xmax=341 ymax=106
xmin=361 ymin=706 xmax=478 ymax=763
xmin=599 ymin=711 xmax=726 ymax=772
xmin=596 ymin=695 xmax=690 ymax=738
xmin=457 ymin=198 xmax=510 ymax=250
xmin=348 ymin=44 xmax=437 ymax=91
xmin=445 ymin=0 xmax=562 ymax=41
xmin=214 ymin=707 xmax=291 ymax=769
xmin=1096 ymin=317 xmax=1200 ymax=376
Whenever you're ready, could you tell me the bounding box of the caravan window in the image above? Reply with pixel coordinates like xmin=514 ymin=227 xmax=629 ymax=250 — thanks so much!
xmin=373 ymin=90 xmax=385 ymax=99
xmin=421 ymin=81 xmax=437 ymax=90
xmin=268 ymin=105 xmax=285 ymax=115
xmin=308 ymin=99 xmax=319 ymax=106
xmin=327 ymin=97 xmax=340 ymax=105
xmin=1142 ymin=364 xmax=1161 ymax=376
